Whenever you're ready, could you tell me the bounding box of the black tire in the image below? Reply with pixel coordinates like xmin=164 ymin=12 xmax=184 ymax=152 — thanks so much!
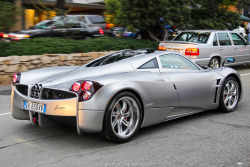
xmin=209 ymin=57 xmax=220 ymax=69
xmin=218 ymin=77 xmax=240 ymax=113
xmin=102 ymin=91 xmax=142 ymax=143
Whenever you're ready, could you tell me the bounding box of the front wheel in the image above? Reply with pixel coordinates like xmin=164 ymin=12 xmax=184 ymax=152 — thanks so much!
xmin=209 ymin=57 xmax=220 ymax=69
xmin=102 ymin=92 xmax=142 ymax=143
xmin=218 ymin=77 xmax=240 ymax=113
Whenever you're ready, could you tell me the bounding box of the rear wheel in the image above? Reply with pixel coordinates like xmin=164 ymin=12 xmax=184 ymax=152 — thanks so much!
xmin=103 ymin=92 xmax=142 ymax=143
xmin=209 ymin=57 xmax=220 ymax=69
xmin=218 ymin=77 xmax=240 ymax=113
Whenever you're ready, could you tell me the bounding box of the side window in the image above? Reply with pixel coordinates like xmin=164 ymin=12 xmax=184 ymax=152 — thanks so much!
xmin=159 ymin=53 xmax=199 ymax=70
xmin=213 ymin=34 xmax=218 ymax=46
xmin=230 ymin=33 xmax=246 ymax=45
xmin=101 ymin=54 xmax=134 ymax=65
xmin=138 ymin=58 xmax=159 ymax=69
xmin=72 ymin=23 xmax=81 ymax=28
xmin=54 ymin=21 xmax=65 ymax=28
xmin=217 ymin=33 xmax=232 ymax=46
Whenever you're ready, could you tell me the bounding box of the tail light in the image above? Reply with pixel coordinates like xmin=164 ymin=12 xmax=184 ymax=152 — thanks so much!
xmin=185 ymin=48 xmax=199 ymax=56
xmin=158 ymin=46 xmax=166 ymax=50
xmin=106 ymin=23 xmax=109 ymax=30
xmin=99 ymin=29 xmax=104 ymax=35
xmin=72 ymin=82 xmax=81 ymax=92
xmin=12 ymin=73 xmax=21 ymax=84
xmin=70 ymin=80 xmax=103 ymax=101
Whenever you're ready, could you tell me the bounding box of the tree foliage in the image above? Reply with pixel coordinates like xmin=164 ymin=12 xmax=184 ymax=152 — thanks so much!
xmin=0 ymin=0 xmax=19 ymax=32
xmin=106 ymin=0 xmax=192 ymax=41
xmin=191 ymin=0 xmax=240 ymax=30
xmin=106 ymin=0 xmax=241 ymax=40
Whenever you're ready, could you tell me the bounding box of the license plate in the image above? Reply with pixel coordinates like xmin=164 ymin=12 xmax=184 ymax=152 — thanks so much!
xmin=23 ymin=101 xmax=46 ymax=113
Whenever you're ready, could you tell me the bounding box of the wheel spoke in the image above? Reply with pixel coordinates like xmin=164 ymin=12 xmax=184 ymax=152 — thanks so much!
xmin=224 ymin=95 xmax=229 ymax=104
xmin=112 ymin=117 xmax=118 ymax=127
xmin=232 ymin=89 xmax=237 ymax=96
xmin=123 ymin=111 xmax=130 ymax=118
xmin=112 ymin=112 xmax=118 ymax=118
xmin=230 ymin=83 xmax=235 ymax=92
xmin=225 ymin=83 xmax=230 ymax=91
xmin=121 ymin=100 xmax=127 ymax=113
xmin=122 ymin=119 xmax=130 ymax=127
xmin=117 ymin=121 xmax=122 ymax=133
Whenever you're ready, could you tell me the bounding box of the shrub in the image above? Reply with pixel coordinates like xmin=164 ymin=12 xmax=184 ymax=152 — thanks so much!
xmin=0 ymin=37 xmax=159 ymax=57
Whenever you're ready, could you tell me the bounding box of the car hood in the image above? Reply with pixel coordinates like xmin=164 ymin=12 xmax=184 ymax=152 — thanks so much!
xmin=20 ymin=60 xmax=135 ymax=90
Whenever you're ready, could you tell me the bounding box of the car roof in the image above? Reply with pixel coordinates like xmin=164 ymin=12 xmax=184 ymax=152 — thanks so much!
xmin=180 ymin=30 xmax=235 ymax=33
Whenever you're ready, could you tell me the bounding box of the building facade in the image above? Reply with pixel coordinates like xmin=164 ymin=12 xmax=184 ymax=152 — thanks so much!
xmin=12 ymin=0 xmax=105 ymax=31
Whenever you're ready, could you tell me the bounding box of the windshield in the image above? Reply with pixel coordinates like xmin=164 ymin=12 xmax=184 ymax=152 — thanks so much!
xmin=173 ymin=32 xmax=210 ymax=43
xmin=88 ymin=15 xmax=105 ymax=24
xmin=34 ymin=20 xmax=56 ymax=29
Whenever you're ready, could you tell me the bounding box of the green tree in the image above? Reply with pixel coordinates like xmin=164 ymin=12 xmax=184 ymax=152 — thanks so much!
xmin=106 ymin=0 xmax=192 ymax=41
xmin=191 ymin=0 xmax=240 ymax=30
xmin=0 ymin=1 xmax=19 ymax=32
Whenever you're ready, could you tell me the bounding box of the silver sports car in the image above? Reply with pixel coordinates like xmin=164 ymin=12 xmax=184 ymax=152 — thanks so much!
xmin=11 ymin=49 xmax=242 ymax=143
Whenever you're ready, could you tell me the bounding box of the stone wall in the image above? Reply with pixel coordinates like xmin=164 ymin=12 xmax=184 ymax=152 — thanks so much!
xmin=0 ymin=51 xmax=114 ymax=85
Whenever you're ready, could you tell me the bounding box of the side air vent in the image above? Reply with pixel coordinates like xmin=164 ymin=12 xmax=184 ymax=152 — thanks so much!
xmin=214 ymin=79 xmax=221 ymax=103
xmin=16 ymin=84 xmax=28 ymax=96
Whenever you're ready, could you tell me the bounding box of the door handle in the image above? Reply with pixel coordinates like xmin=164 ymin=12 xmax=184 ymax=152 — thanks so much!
xmin=219 ymin=47 xmax=224 ymax=50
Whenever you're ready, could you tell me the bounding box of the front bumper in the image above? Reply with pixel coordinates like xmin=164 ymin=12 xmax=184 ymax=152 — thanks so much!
xmin=11 ymin=85 xmax=104 ymax=133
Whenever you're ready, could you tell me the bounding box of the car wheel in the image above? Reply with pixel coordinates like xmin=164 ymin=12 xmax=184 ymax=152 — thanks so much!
xmin=209 ymin=57 xmax=220 ymax=69
xmin=103 ymin=92 xmax=142 ymax=143
xmin=218 ymin=77 xmax=240 ymax=113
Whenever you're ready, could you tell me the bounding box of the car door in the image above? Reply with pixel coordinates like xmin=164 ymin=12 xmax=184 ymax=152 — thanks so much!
xmin=52 ymin=21 xmax=67 ymax=37
xmin=135 ymin=57 xmax=181 ymax=108
xmin=158 ymin=53 xmax=220 ymax=115
xmin=217 ymin=32 xmax=235 ymax=62
xmin=66 ymin=22 xmax=86 ymax=38
xmin=229 ymin=32 xmax=250 ymax=64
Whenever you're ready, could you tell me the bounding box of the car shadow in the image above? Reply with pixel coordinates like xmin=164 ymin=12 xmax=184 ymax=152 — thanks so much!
xmin=13 ymin=109 xmax=224 ymax=148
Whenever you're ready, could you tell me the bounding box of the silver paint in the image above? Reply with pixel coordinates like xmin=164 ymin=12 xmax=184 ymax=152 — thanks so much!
xmin=11 ymin=50 xmax=243 ymax=133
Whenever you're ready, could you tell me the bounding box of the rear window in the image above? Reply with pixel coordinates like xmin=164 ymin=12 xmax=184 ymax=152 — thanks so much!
xmin=173 ymin=32 xmax=210 ymax=43
xmin=87 ymin=15 xmax=105 ymax=24
xmin=86 ymin=51 xmax=138 ymax=67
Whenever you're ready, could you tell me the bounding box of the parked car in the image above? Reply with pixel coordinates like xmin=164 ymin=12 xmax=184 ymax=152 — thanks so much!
xmin=9 ymin=20 xmax=104 ymax=40
xmin=158 ymin=30 xmax=250 ymax=68
xmin=64 ymin=15 xmax=111 ymax=35
xmin=11 ymin=49 xmax=242 ymax=143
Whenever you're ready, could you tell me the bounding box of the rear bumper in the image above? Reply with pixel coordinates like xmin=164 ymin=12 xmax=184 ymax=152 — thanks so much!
xmin=11 ymin=85 xmax=104 ymax=133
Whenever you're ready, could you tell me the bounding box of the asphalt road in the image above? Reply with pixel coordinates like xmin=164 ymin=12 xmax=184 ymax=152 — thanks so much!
xmin=0 ymin=66 xmax=250 ymax=167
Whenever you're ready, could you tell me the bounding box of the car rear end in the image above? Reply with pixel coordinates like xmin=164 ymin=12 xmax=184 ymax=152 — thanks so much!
xmin=158 ymin=31 xmax=213 ymax=66
xmin=11 ymin=83 xmax=78 ymax=126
